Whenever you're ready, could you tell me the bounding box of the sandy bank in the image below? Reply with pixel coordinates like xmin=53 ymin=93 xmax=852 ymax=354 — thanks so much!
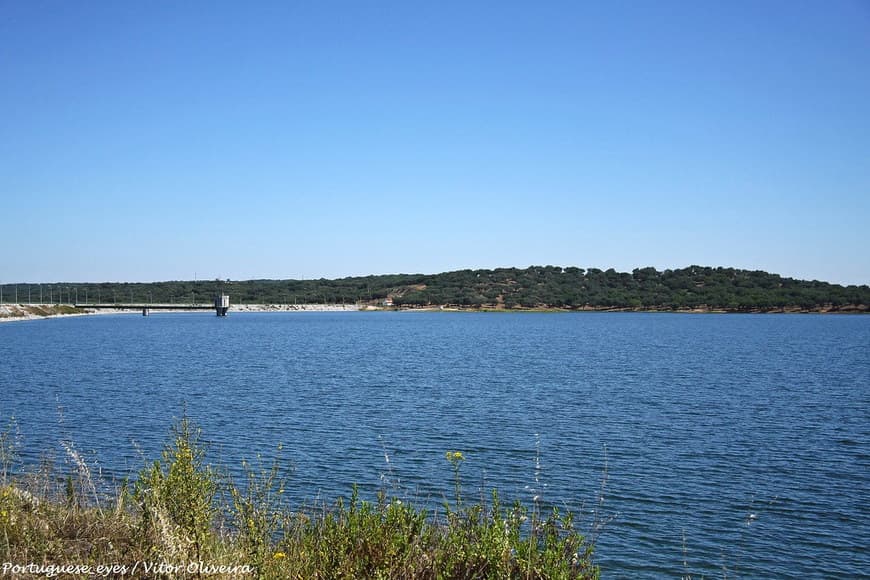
xmin=232 ymin=303 xmax=361 ymax=312
xmin=0 ymin=303 xmax=363 ymax=322
xmin=0 ymin=304 xmax=100 ymax=323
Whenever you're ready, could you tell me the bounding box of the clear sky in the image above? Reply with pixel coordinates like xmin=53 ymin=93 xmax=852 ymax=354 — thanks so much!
xmin=1 ymin=1 xmax=868 ymax=285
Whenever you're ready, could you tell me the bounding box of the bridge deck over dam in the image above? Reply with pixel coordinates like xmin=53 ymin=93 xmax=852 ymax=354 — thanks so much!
xmin=76 ymin=303 xmax=216 ymax=310
xmin=76 ymin=294 xmax=230 ymax=316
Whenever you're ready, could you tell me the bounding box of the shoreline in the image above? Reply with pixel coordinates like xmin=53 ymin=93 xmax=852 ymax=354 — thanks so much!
xmin=1 ymin=302 xmax=866 ymax=322
xmin=0 ymin=304 xmax=100 ymax=323
xmin=410 ymin=304 xmax=868 ymax=314
xmin=0 ymin=303 xmax=365 ymax=322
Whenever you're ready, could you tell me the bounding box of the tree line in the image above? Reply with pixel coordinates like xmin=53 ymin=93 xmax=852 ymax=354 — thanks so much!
xmin=3 ymin=265 xmax=867 ymax=311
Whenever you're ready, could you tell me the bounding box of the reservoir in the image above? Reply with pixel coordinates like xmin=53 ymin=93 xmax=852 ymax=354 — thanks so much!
xmin=1 ymin=312 xmax=867 ymax=578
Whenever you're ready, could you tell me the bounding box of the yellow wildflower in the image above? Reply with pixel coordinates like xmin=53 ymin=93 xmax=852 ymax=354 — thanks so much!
xmin=273 ymin=551 xmax=286 ymax=559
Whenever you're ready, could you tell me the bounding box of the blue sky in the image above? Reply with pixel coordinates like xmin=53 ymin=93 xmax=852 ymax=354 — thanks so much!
xmin=1 ymin=1 xmax=868 ymax=285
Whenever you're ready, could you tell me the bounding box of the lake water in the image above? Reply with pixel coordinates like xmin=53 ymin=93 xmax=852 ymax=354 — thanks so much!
xmin=1 ymin=312 xmax=868 ymax=577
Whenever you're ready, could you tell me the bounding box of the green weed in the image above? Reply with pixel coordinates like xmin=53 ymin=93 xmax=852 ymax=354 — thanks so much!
xmin=1 ymin=417 xmax=598 ymax=579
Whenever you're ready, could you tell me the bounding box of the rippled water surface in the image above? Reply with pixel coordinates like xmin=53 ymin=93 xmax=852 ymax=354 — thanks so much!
xmin=1 ymin=312 xmax=868 ymax=577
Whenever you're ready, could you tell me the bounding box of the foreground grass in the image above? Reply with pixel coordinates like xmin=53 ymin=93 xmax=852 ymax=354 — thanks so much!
xmin=0 ymin=418 xmax=597 ymax=579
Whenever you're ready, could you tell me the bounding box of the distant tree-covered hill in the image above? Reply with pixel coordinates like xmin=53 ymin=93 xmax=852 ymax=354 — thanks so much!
xmin=3 ymin=266 xmax=867 ymax=312
xmin=395 ymin=266 xmax=870 ymax=311
xmin=389 ymin=266 xmax=868 ymax=311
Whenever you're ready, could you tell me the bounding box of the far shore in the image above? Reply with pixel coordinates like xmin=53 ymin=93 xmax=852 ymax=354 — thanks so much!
xmin=1 ymin=301 xmax=866 ymax=323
